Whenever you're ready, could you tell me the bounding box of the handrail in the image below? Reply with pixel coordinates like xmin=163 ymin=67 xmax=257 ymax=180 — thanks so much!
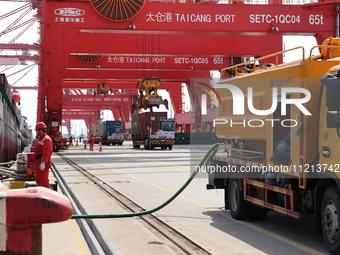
xmin=221 ymin=147 xmax=265 ymax=162
xmin=224 ymin=147 xmax=265 ymax=155
xmin=308 ymin=45 xmax=340 ymax=60
xmin=220 ymin=46 xmax=305 ymax=77
xmin=228 ymin=148 xmax=264 ymax=161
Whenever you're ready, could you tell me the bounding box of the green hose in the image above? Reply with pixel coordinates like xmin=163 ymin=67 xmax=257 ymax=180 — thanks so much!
xmin=71 ymin=143 xmax=219 ymax=219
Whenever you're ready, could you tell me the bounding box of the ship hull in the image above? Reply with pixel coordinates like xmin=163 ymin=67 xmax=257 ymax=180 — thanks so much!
xmin=0 ymin=74 xmax=21 ymax=163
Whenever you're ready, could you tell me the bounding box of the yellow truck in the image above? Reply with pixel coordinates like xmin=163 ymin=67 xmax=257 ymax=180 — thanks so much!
xmin=207 ymin=37 xmax=340 ymax=254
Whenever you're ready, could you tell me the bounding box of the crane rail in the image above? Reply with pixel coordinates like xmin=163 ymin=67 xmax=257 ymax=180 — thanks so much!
xmin=57 ymin=152 xmax=213 ymax=255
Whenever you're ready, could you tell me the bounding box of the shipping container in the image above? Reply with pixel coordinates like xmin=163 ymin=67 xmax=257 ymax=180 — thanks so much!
xmin=103 ymin=120 xmax=122 ymax=136
xmin=131 ymin=112 xmax=167 ymax=136
xmin=91 ymin=123 xmax=103 ymax=137
xmin=102 ymin=120 xmax=124 ymax=145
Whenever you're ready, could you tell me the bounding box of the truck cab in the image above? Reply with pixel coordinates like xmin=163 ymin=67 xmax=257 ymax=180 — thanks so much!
xmin=146 ymin=119 xmax=175 ymax=150
xmin=152 ymin=120 xmax=175 ymax=137
xmin=131 ymin=112 xmax=175 ymax=150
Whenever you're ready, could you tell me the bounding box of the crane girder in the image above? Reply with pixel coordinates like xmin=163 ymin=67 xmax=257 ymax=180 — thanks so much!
xmin=62 ymin=81 xmax=189 ymax=89
xmin=0 ymin=43 xmax=40 ymax=51
xmin=63 ymin=69 xmax=211 ymax=83
xmin=63 ymin=95 xmax=132 ymax=108
xmin=68 ymin=33 xmax=281 ymax=57
xmin=53 ymin=3 xmax=335 ymax=39
xmin=39 ymin=0 xmax=338 ymax=143
xmin=0 ymin=55 xmax=39 ymax=62
xmin=62 ymin=110 xmax=98 ymax=119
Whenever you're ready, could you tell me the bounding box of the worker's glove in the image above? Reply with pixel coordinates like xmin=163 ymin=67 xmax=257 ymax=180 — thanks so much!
xmin=39 ymin=162 xmax=46 ymax=171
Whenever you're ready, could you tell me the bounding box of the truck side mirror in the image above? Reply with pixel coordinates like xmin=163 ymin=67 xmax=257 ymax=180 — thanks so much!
xmin=327 ymin=111 xmax=340 ymax=128
xmin=323 ymin=76 xmax=340 ymax=108
xmin=321 ymin=73 xmax=340 ymax=128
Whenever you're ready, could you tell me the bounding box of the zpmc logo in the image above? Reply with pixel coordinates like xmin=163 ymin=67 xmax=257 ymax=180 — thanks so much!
xmin=54 ymin=8 xmax=85 ymax=17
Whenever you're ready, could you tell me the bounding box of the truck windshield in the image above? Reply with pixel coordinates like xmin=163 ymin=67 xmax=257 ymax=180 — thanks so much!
xmin=114 ymin=127 xmax=123 ymax=133
xmin=161 ymin=121 xmax=174 ymax=131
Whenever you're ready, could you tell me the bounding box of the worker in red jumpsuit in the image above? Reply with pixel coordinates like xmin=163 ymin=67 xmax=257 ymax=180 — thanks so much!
xmin=32 ymin=122 xmax=53 ymax=189
xmin=88 ymin=135 xmax=96 ymax=151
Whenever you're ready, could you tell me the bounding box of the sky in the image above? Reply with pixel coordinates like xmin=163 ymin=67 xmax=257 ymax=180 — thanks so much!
xmin=1 ymin=2 xmax=320 ymax=137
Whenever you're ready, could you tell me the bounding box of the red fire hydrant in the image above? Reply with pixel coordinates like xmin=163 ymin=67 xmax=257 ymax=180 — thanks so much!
xmin=0 ymin=187 xmax=73 ymax=255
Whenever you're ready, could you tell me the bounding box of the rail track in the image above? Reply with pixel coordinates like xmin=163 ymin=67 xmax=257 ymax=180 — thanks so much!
xmin=55 ymin=152 xmax=212 ymax=255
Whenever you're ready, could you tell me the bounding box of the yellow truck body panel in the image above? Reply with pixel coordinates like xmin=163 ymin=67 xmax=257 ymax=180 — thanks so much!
xmin=216 ymin=49 xmax=340 ymax=179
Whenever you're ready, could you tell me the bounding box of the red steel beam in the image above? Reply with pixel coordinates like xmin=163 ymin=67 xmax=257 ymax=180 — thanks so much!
xmin=67 ymin=54 xmax=231 ymax=71
xmin=62 ymin=111 xmax=98 ymax=119
xmin=0 ymin=44 xmax=40 ymax=51
xmin=63 ymin=95 xmax=132 ymax=108
xmin=119 ymin=105 xmax=132 ymax=123
xmin=52 ymin=3 xmax=335 ymax=39
xmin=111 ymin=108 xmax=120 ymax=121
xmin=63 ymin=69 xmax=212 ymax=83
xmin=40 ymin=0 xmax=338 ymax=141
xmin=68 ymin=33 xmax=282 ymax=58
xmin=62 ymin=81 xmax=194 ymax=89
xmin=11 ymin=86 xmax=38 ymax=90
xmin=0 ymin=55 xmax=39 ymax=62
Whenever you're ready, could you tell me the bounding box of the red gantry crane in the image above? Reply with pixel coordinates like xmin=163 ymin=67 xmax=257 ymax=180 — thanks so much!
xmin=1 ymin=0 xmax=340 ymax=149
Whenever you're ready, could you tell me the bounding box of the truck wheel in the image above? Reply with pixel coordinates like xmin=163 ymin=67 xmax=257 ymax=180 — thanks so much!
xmin=322 ymin=187 xmax=340 ymax=255
xmin=133 ymin=141 xmax=140 ymax=148
xmin=53 ymin=144 xmax=59 ymax=152
xmin=228 ymin=175 xmax=252 ymax=220
xmin=144 ymin=140 xmax=149 ymax=150
xmin=168 ymin=145 xmax=172 ymax=150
